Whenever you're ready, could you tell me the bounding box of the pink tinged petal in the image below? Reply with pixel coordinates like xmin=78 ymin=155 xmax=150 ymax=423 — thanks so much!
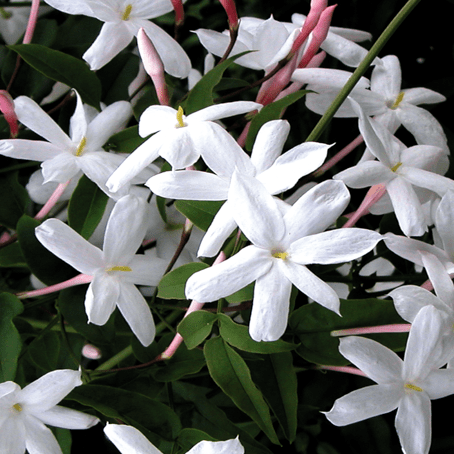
xmin=69 ymin=92 xmax=87 ymax=144
xmin=197 ymin=202 xmax=237 ymax=258
xmin=251 ymin=120 xmax=290 ymax=173
xmin=19 ymin=369 xmax=82 ymax=412
xmin=83 ymin=22 xmax=134 ymax=71
xmin=338 ymin=336 xmax=403 ymax=384
xmin=186 ymin=246 xmax=272 ymax=302
xmin=436 ymin=191 xmax=454 ymax=259
xmin=86 ymin=101 xmax=133 ymax=151
xmin=0 ymin=139 xmax=63 ymax=161
xmin=23 ymin=415 xmax=63 ymax=454
xmin=283 ymin=180 xmax=350 ymax=242
xmin=13 ymin=96 xmax=72 ymax=148
xmin=249 ymin=261 xmax=293 ymax=342
xmin=85 ymin=274 xmax=119 ymax=325
xmin=139 ymin=105 xmax=179 ymax=136
xmin=122 ymin=255 xmax=167 ymax=286
xmin=324 ymin=383 xmax=402 ymax=426
xmin=117 ymin=283 xmax=156 ymax=346
xmin=104 ymin=424 xmax=163 ymax=454
xmin=35 ymin=219 xmax=104 ymax=275
xmin=187 ymin=437 xmax=245 ymax=454
xmin=402 ymin=87 xmax=446 ymax=105
xmin=289 ymin=228 xmax=382 ymax=265
xmin=146 ymin=171 xmax=229 ymax=201
xmin=103 ymin=195 xmax=149 ymax=265
xmin=188 ymin=101 xmax=261 ymax=123
xmin=333 ymin=161 xmax=394 ymax=189
xmin=281 ymin=261 xmax=340 ymax=314
xmin=258 ymin=142 xmax=330 ymax=194
xmin=399 ymin=166 xmax=454 ymax=197
xmin=395 ymin=392 xmax=431 ymax=454
xmin=229 ymin=171 xmax=286 ymax=250
xmin=0 ymin=415 xmax=26 ymax=454
xmin=420 ymin=251 xmax=454 ymax=306
xmin=386 ymin=177 xmax=427 ymax=237
xmin=34 ymin=405 xmax=99 ymax=430
xmin=423 ymin=369 xmax=454 ymax=399
xmin=370 ymin=55 xmax=401 ymax=99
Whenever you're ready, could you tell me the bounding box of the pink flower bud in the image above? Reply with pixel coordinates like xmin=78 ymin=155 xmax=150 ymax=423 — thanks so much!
xmin=170 ymin=0 xmax=184 ymax=26
xmin=0 ymin=90 xmax=18 ymax=138
xmin=219 ymin=0 xmax=239 ymax=31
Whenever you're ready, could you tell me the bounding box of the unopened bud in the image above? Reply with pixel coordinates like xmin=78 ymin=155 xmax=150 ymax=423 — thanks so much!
xmin=0 ymin=90 xmax=18 ymax=138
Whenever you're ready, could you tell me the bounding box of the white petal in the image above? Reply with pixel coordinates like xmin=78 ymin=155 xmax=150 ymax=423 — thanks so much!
xmin=420 ymin=251 xmax=454 ymax=306
xmin=69 ymin=91 xmax=87 ymax=143
xmin=117 ymin=283 xmax=156 ymax=346
xmin=400 ymin=145 xmax=444 ymax=172
xmin=399 ymin=166 xmax=454 ymax=197
xmin=324 ymin=383 xmax=401 ymax=426
xmin=188 ymin=101 xmax=261 ymax=123
xmin=423 ymin=368 xmax=454 ymax=399
xmin=23 ymin=415 xmax=63 ymax=454
xmin=370 ymin=55 xmax=401 ymax=99
xmin=35 ymin=219 xmax=104 ymax=275
xmin=104 ymin=424 xmax=163 ymax=454
xmin=85 ymin=274 xmax=119 ymax=325
xmin=249 ymin=261 xmax=292 ymax=342
xmin=334 ymin=161 xmax=394 ymax=188
xmin=123 ymin=255 xmax=166 ymax=286
xmin=436 ymin=191 xmax=454 ymax=259
xmin=39 ymin=0 xmax=97 ymax=16
xmin=403 ymin=87 xmax=446 ymax=105
xmin=187 ymin=437 xmax=245 ymax=454
xmin=35 ymin=406 xmax=99 ymax=430
xmin=139 ymin=105 xmax=178 ymax=136
xmin=0 ymin=414 xmax=26 ymax=454
xmin=41 ymin=152 xmax=81 ymax=184
xmin=291 ymin=68 xmax=370 ymax=89
xmin=0 ymin=139 xmax=63 ymax=161
xmin=321 ymin=32 xmax=370 ymax=68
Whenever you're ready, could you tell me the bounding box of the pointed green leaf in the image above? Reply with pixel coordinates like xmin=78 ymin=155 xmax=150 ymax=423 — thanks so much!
xmin=0 ymin=172 xmax=29 ymax=229
xmin=104 ymin=125 xmax=147 ymax=154
xmin=177 ymin=310 xmax=218 ymax=349
xmin=0 ymin=242 xmax=27 ymax=268
xmin=174 ymin=200 xmax=224 ymax=232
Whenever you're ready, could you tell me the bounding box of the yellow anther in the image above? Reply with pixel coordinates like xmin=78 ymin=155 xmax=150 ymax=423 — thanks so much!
xmin=121 ymin=4 xmax=133 ymax=20
xmin=106 ymin=266 xmax=132 ymax=272
xmin=0 ymin=7 xmax=13 ymax=19
xmin=13 ymin=403 xmax=23 ymax=412
xmin=176 ymin=106 xmax=186 ymax=128
xmin=390 ymin=162 xmax=403 ymax=173
xmin=404 ymin=383 xmax=423 ymax=392
xmin=75 ymin=136 xmax=87 ymax=157
xmin=272 ymin=251 xmax=289 ymax=260
xmin=390 ymin=92 xmax=405 ymax=109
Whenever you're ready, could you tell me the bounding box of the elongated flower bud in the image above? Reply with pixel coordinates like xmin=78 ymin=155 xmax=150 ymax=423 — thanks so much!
xmin=170 ymin=0 xmax=184 ymax=26
xmin=219 ymin=0 xmax=239 ymax=31
xmin=0 ymin=90 xmax=18 ymax=137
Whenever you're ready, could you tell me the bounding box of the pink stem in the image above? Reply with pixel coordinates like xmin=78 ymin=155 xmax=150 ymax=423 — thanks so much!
xmin=342 ymin=184 xmax=387 ymax=228
xmin=316 ymin=365 xmax=367 ymax=377
xmin=331 ymin=324 xmax=411 ymax=337
xmin=16 ymin=273 xmax=93 ymax=299
xmin=34 ymin=180 xmax=71 ymax=220
xmin=23 ymin=0 xmax=40 ymax=44
xmin=158 ymin=252 xmax=227 ymax=360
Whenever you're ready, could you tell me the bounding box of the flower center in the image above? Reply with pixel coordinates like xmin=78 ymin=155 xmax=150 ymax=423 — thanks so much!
xmin=175 ymin=106 xmax=186 ymax=128
xmin=105 ymin=265 xmax=132 ymax=272
xmin=122 ymin=4 xmax=133 ymax=21
xmin=390 ymin=161 xmax=402 ymax=172
xmin=272 ymin=251 xmax=289 ymax=260
xmin=390 ymin=92 xmax=405 ymax=110
xmin=0 ymin=7 xmax=13 ymax=19
xmin=75 ymin=136 xmax=87 ymax=157
xmin=404 ymin=382 xmax=423 ymax=392
xmin=12 ymin=403 xmax=22 ymax=412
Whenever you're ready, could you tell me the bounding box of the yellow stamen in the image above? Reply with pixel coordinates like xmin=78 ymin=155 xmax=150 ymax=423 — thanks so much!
xmin=75 ymin=136 xmax=87 ymax=157
xmin=272 ymin=251 xmax=289 ymax=260
xmin=106 ymin=266 xmax=132 ymax=272
xmin=391 ymin=92 xmax=405 ymax=109
xmin=121 ymin=4 xmax=133 ymax=20
xmin=390 ymin=162 xmax=403 ymax=172
xmin=0 ymin=7 xmax=13 ymax=19
xmin=176 ymin=106 xmax=186 ymax=128
xmin=404 ymin=383 xmax=423 ymax=392
xmin=13 ymin=403 xmax=22 ymax=412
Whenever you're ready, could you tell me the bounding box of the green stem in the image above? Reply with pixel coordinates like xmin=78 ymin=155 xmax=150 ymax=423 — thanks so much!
xmin=305 ymin=0 xmax=423 ymax=142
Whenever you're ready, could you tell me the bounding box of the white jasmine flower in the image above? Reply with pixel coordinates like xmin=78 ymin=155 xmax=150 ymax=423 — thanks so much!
xmin=186 ymin=173 xmax=382 ymax=341
xmin=104 ymin=424 xmax=244 ymax=454
xmin=42 ymin=0 xmax=191 ymax=76
xmin=35 ymin=195 xmax=167 ymax=346
xmin=0 ymin=369 xmax=99 ymax=454
xmin=325 ymin=305 xmax=454 ymax=454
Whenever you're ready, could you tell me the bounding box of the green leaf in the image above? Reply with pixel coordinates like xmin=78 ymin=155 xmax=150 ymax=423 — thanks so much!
xmin=177 ymin=428 xmax=216 ymax=453
xmin=157 ymin=262 xmax=209 ymax=300
xmin=8 ymin=44 xmax=102 ymax=109
xmin=28 ymin=331 xmax=61 ymax=372
xmin=204 ymin=336 xmax=280 ymax=444
xmin=177 ymin=311 xmax=218 ymax=349
xmin=0 ymin=243 xmax=27 ymax=268
xmin=218 ymin=313 xmax=298 ymax=354
xmin=174 ymin=200 xmax=224 ymax=232
xmin=0 ymin=293 xmax=23 ymax=382
xmin=67 ymin=175 xmax=108 ymax=239
xmin=183 ymin=51 xmax=252 ymax=114
xmin=224 ymin=282 xmax=254 ymax=304
xmin=53 ymin=428 xmax=72 ymax=454
xmin=16 ymin=215 xmax=76 ymax=286
xmin=289 ymin=298 xmax=407 ymax=365
xmin=67 ymin=385 xmax=182 ymax=440
xmin=245 ymin=91 xmax=311 ymax=151
xmin=104 ymin=125 xmax=147 ymax=154
xmin=0 ymin=172 xmax=29 ymax=229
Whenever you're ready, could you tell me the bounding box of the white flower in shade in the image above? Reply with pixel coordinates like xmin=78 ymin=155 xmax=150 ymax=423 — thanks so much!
xmin=324 ymin=305 xmax=454 ymax=454
xmin=186 ymin=172 xmax=382 ymax=342
xmin=42 ymin=0 xmax=191 ymax=76
xmin=333 ymin=99 xmax=451 ymax=237
xmin=147 ymin=119 xmax=331 ymax=257
xmin=35 ymin=194 xmax=167 ymax=346
xmin=104 ymin=424 xmax=244 ymax=454
xmin=0 ymin=94 xmax=155 ymax=200
xmin=106 ymin=100 xmax=262 ymax=191
xmin=0 ymin=369 xmax=99 ymax=454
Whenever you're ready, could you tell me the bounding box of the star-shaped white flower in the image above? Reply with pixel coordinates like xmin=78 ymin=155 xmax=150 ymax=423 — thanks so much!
xmin=104 ymin=424 xmax=244 ymax=454
xmin=35 ymin=194 xmax=167 ymax=346
xmin=106 ymin=101 xmax=261 ymax=191
xmin=325 ymin=305 xmax=454 ymax=454
xmin=0 ymin=369 xmax=98 ymax=454
xmin=42 ymin=0 xmax=191 ymax=76
xmin=186 ymin=172 xmax=382 ymax=341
